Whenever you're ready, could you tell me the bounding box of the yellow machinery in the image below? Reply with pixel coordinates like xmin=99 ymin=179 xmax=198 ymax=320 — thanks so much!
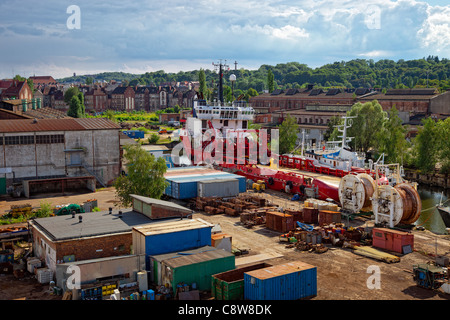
xmin=252 ymin=180 xmax=266 ymax=192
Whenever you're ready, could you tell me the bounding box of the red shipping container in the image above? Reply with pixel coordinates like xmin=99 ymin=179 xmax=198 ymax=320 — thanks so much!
xmin=266 ymin=212 xmax=294 ymax=233
xmin=372 ymin=228 xmax=414 ymax=254
xmin=302 ymin=207 xmax=319 ymax=224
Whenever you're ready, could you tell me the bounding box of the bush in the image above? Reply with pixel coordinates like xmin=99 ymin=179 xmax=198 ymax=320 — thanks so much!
xmin=148 ymin=134 xmax=160 ymax=144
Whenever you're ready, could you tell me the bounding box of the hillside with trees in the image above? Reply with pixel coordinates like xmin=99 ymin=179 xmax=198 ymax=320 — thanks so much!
xmin=57 ymin=56 xmax=450 ymax=95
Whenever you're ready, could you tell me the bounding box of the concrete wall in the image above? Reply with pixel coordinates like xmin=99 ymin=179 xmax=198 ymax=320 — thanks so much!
xmin=430 ymin=91 xmax=450 ymax=115
xmin=0 ymin=129 xmax=120 ymax=188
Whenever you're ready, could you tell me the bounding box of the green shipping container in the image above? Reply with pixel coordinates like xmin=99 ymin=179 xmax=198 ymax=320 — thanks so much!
xmin=161 ymin=248 xmax=235 ymax=292
xmin=211 ymin=263 xmax=272 ymax=300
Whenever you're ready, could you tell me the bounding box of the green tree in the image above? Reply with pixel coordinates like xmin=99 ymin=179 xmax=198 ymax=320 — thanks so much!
xmin=279 ymin=115 xmax=299 ymax=154
xmin=104 ymin=109 xmax=117 ymax=122
xmin=114 ymin=144 xmax=168 ymax=207
xmin=27 ymin=78 xmax=35 ymax=93
xmin=64 ymin=86 xmax=81 ymax=104
xmin=413 ymin=117 xmax=438 ymax=173
xmin=148 ymin=134 xmax=160 ymax=144
xmin=85 ymin=77 xmax=94 ymax=85
xmin=435 ymin=118 xmax=450 ymax=173
xmin=244 ymin=88 xmax=258 ymax=102
xmin=324 ymin=116 xmax=342 ymax=141
xmin=199 ymin=69 xmax=207 ymax=98
xmin=67 ymin=93 xmax=85 ymax=118
xmin=345 ymin=100 xmax=386 ymax=153
xmin=376 ymin=106 xmax=408 ymax=164
xmin=267 ymin=69 xmax=274 ymax=93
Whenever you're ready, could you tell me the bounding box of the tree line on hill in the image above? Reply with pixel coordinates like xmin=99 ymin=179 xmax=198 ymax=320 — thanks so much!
xmin=57 ymin=56 xmax=450 ymax=96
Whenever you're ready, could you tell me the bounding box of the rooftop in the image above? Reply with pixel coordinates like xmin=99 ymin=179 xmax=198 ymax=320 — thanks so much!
xmin=132 ymin=218 xmax=214 ymax=237
xmin=30 ymin=209 xmax=155 ymax=241
xmin=0 ymin=118 xmax=121 ymax=133
xmin=130 ymin=194 xmax=192 ymax=214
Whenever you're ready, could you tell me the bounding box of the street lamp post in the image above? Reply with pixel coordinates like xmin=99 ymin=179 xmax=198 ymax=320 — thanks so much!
xmin=229 ymin=74 xmax=236 ymax=102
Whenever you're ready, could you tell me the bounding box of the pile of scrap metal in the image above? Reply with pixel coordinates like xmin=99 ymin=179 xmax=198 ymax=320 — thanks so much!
xmin=194 ymin=194 xmax=277 ymax=218
xmin=3 ymin=203 xmax=33 ymax=219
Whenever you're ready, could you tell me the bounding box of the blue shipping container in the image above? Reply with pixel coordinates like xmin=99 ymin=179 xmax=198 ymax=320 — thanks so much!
xmin=244 ymin=261 xmax=317 ymax=300
xmin=133 ymin=218 xmax=213 ymax=269
xmin=165 ymin=174 xmax=246 ymax=199
xmin=123 ymin=130 xmax=145 ymax=139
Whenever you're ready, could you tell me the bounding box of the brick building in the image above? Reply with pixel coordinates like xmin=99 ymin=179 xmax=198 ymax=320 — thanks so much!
xmin=250 ymin=87 xmax=450 ymax=116
xmin=84 ymin=87 xmax=108 ymax=112
xmin=29 ymin=209 xmax=153 ymax=272
xmin=0 ymin=80 xmax=33 ymax=101
xmin=134 ymin=86 xmax=150 ymax=111
xmin=111 ymin=86 xmax=135 ymax=111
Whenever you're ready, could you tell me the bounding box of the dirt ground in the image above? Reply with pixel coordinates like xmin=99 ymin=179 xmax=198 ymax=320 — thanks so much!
xmin=0 ymin=187 xmax=449 ymax=300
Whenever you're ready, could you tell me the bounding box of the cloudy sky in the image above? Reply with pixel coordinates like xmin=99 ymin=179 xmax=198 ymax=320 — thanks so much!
xmin=0 ymin=0 xmax=449 ymax=79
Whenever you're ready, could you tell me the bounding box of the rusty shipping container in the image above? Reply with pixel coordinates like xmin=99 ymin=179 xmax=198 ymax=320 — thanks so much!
xmin=318 ymin=210 xmax=341 ymax=226
xmin=265 ymin=211 xmax=294 ymax=233
xmin=302 ymin=207 xmax=319 ymax=224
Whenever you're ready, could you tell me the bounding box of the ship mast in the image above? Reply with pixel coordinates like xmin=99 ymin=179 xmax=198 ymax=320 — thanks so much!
xmin=212 ymin=60 xmax=230 ymax=104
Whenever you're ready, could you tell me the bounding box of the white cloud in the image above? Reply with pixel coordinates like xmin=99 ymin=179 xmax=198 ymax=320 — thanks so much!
xmin=1 ymin=0 xmax=450 ymax=79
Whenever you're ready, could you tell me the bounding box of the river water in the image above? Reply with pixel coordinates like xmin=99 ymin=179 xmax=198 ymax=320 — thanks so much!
xmin=416 ymin=185 xmax=449 ymax=235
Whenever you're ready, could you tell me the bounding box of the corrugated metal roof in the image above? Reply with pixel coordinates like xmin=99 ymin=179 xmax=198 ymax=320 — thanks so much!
xmin=130 ymin=194 xmax=192 ymax=213
xmin=132 ymin=218 xmax=213 ymax=236
xmin=0 ymin=118 xmax=121 ymax=133
xmin=149 ymin=246 xmax=217 ymax=263
xmin=245 ymin=261 xmax=315 ymax=280
xmin=30 ymin=209 xmax=156 ymax=241
xmin=163 ymin=247 xmax=234 ymax=269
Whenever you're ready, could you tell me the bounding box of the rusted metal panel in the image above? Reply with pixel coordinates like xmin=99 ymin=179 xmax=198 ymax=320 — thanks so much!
xmin=0 ymin=118 xmax=120 ymax=133
xmin=318 ymin=210 xmax=341 ymax=226
xmin=266 ymin=211 xmax=294 ymax=233
xmin=303 ymin=207 xmax=319 ymax=224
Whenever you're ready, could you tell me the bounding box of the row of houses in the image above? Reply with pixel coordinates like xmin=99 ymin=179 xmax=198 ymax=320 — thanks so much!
xmin=0 ymin=76 xmax=198 ymax=114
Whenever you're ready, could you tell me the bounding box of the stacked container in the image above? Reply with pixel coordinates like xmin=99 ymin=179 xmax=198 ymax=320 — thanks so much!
xmin=265 ymin=211 xmax=294 ymax=233
xmin=302 ymin=207 xmax=319 ymax=224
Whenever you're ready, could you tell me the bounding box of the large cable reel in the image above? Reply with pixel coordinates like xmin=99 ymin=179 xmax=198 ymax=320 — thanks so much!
xmin=371 ymin=183 xmax=422 ymax=227
xmin=338 ymin=173 xmax=376 ymax=213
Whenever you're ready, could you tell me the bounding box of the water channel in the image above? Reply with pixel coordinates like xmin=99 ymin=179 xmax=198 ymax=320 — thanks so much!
xmin=416 ymin=185 xmax=449 ymax=235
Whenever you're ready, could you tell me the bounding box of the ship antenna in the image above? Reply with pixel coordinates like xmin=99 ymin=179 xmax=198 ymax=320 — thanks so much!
xmin=212 ymin=60 xmax=230 ymax=104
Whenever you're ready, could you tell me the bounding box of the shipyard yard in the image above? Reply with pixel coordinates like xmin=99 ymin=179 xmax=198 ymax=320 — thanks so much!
xmin=0 ymin=187 xmax=449 ymax=301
